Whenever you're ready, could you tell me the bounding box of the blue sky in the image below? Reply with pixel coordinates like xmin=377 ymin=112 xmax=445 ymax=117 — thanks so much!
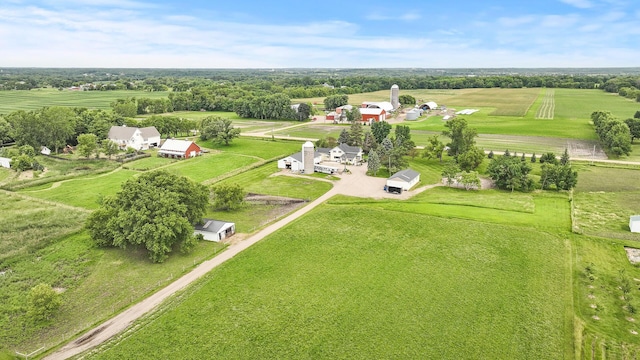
xmin=1 ymin=0 xmax=639 ymax=68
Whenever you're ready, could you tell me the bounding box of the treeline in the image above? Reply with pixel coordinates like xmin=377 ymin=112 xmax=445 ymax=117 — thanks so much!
xmin=601 ymin=76 xmax=640 ymax=102
xmin=590 ymin=111 xmax=640 ymax=156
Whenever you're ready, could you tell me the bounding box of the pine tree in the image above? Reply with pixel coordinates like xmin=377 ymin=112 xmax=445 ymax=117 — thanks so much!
xmin=531 ymin=153 xmax=536 ymax=163
xmin=560 ymin=148 xmax=570 ymax=165
xmin=367 ymin=150 xmax=381 ymax=176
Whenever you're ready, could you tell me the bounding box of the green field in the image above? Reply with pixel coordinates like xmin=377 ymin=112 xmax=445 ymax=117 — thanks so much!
xmin=88 ymin=204 xmax=572 ymax=359
xmin=0 ymin=89 xmax=170 ymax=114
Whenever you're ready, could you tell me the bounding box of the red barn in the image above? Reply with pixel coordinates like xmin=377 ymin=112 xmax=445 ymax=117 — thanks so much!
xmin=158 ymin=139 xmax=202 ymax=159
xmin=360 ymin=108 xmax=386 ymax=123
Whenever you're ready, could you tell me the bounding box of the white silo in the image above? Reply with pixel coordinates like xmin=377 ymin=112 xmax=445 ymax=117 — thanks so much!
xmin=390 ymin=84 xmax=400 ymax=110
xmin=302 ymin=141 xmax=315 ymax=174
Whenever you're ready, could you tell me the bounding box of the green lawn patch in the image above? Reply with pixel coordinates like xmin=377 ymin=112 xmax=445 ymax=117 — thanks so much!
xmin=198 ymin=137 xmax=301 ymax=160
xmin=19 ymin=169 xmax=138 ymax=209
xmin=88 ymin=206 xmax=571 ymax=359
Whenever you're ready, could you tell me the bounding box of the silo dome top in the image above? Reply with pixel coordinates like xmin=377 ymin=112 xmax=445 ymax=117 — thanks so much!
xmin=303 ymin=141 xmax=314 ymax=148
xmin=391 ymin=84 xmax=399 ymax=88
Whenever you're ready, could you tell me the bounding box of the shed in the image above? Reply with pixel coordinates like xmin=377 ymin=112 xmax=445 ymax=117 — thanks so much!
xmin=631 ymin=216 xmax=640 ymax=233
xmin=0 ymin=157 xmax=11 ymax=169
xmin=40 ymin=146 xmax=51 ymax=155
xmin=386 ymin=169 xmax=421 ymax=193
xmin=278 ymin=151 xmax=322 ymax=172
xmin=158 ymin=139 xmax=201 ymax=159
xmin=194 ymin=219 xmax=235 ymax=242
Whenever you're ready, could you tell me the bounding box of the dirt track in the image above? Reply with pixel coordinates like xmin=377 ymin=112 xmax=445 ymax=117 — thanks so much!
xmin=44 ymin=161 xmax=433 ymax=359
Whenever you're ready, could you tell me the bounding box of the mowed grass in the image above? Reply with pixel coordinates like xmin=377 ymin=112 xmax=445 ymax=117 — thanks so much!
xmin=215 ymin=163 xmax=333 ymax=200
xmin=144 ymin=111 xmax=299 ymax=133
xmin=198 ymin=137 xmax=301 ymax=160
xmin=19 ymin=168 xmax=138 ymax=209
xmin=0 ymin=89 xmax=170 ymax=114
xmin=89 ymin=206 xmax=571 ymax=359
xmin=162 ymin=153 xmax=258 ymax=183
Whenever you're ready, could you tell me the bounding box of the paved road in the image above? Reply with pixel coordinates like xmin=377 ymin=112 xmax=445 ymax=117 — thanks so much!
xmin=44 ymin=161 xmax=427 ymax=359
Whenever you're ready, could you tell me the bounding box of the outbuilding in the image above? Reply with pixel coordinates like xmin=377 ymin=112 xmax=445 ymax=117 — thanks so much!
xmin=631 ymin=216 xmax=640 ymax=233
xmin=194 ymin=219 xmax=235 ymax=242
xmin=420 ymin=101 xmax=438 ymax=110
xmin=0 ymin=157 xmax=11 ymax=169
xmin=277 ymin=151 xmax=322 ymax=172
xmin=158 ymin=139 xmax=201 ymax=159
xmin=386 ymin=169 xmax=421 ymax=193
xmin=360 ymin=108 xmax=386 ymax=123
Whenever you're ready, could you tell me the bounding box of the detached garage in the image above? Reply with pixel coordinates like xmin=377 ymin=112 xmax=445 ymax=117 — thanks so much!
xmin=631 ymin=216 xmax=640 ymax=233
xmin=386 ymin=169 xmax=420 ymax=193
xmin=194 ymin=219 xmax=236 ymax=242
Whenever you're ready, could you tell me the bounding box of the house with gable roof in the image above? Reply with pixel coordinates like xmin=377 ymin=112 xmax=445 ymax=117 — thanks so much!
xmin=107 ymin=125 xmax=161 ymax=151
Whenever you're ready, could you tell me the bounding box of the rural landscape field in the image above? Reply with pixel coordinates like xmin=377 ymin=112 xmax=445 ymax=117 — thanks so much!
xmin=1 ymin=68 xmax=640 ymax=360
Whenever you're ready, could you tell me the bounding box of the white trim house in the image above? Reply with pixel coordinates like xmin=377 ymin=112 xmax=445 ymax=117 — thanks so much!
xmin=107 ymin=126 xmax=161 ymax=151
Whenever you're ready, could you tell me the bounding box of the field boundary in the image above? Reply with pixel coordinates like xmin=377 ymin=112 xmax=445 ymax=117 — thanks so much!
xmin=536 ymin=89 xmax=555 ymax=119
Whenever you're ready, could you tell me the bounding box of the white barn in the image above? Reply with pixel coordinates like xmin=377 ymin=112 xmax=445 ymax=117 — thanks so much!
xmin=277 ymin=151 xmax=321 ymax=172
xmin=386 ymin=169 xmax=421 ymax=193
xmin=631 ymin=216 xmax=640 ymax=233
xmin=194 ymin=219 xmax=236 ymax=242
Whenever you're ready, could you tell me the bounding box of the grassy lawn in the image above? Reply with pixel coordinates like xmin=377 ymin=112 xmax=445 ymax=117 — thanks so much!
xmin=0 ymin=89 xmax=170 ymax=114
xmin=198 ymin=137 xmax=301 ymax=160
xmin=122 ymin=155 xmax=176 ymax=171
xmin=554 ymin=89 xmax=640 ymax=120
xmin=88 ymin=205 xmax=571 ymax=359
xmin=19 ymin=168 xmax=138 ymax=209
xmin=215 ymin=163 xmax=333 ymax=200
xmin=162 ymin=153 xmax=258 ymax=183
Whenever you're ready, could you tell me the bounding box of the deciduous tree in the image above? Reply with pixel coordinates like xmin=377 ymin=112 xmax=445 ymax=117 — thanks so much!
xmin=371 ymin=121 xmax=391 ymax=144
xmin=28 ymin=283 xmax=62 ymax=322
xmin=211 ymin=184 xmax=245 ymax=210
xmin=86 ymin=171 xmax=208 ymax=263
xmin=422 ymin=135 xmax=445 ymax=162
xmin=200 ymin=116 xmax=241 ymax=145
xmin=77 ymin=133 xmax=98 ymax=158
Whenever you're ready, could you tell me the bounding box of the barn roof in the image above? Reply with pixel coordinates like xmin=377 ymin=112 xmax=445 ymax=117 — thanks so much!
xmin=363 ymin=101 xmax=394 ymax=112
xmin=360 ymin=108 xmax=385 ymax=116
xmin=388 ymin=168 xmax=420 ymax=183
xmin=160 ymin=139 xmax=198 ymax=153
xmin=631 ymin=215 xmax=640 ymax=222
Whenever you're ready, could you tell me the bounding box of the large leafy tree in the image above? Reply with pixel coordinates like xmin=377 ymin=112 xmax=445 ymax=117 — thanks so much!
xmin=77 ymin=133 xmax=99 ymax=158
xmin=443 ymin=118 xmax=477 ymax=157
xmin=371 ymin=120 xmax=391 ymax=144
xmin=487 ymin=155 xmax=533 ymax=192
xmin=422 ymin=135 xmax=445 ymax=162
xmin=624 ymin=118 xmax=640 ymax=143
xmin=295 ymin=103 xmax=312 ymax=121
xmin=211 ymin=184 xmax=245 ymax=210
xmin=40 ymin=107 xmax=77 ymax=153
xmin=323 ymin=94 xmax=348 ymax=110
xmin=345 ymin=107 xmax=362 ymax=123
xmin=200 ymin=116 xmax=241 ymax=145
xmin=0 ymin=116 xmax=14 ymax=145
xmin=86 ymin=170 xmax=209 ymax=263
xmin=457 ymin=146 xmax=485 ymax=171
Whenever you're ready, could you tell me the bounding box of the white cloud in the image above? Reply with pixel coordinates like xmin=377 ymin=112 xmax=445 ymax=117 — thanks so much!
xmin=559 ymin=0 xmax=594 ymax=9
xmin=366 ymin=12 xmax=421 ymax=21
xmin=497 ymin=15 xmax=536 ymax=27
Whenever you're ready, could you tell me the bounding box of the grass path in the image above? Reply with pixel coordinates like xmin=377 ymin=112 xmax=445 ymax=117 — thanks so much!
xmin=536 ymin=89 xmax=555 ymax=119
xmin=0 ymin=189 xmax=91 ymax=214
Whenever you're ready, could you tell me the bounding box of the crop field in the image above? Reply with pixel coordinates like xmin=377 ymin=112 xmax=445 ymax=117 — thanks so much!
xmin=536 ymin=89 xmax=555 ymax=119
xmin=0 ymin=89 xmax=170 ymax=114
xmin=554 ymin=89 xmax=640 ymax=120
xmin=146 ymin=111 xmax=299 ymax=132
xmin=87 ymin=205 xmax=571 ymax=359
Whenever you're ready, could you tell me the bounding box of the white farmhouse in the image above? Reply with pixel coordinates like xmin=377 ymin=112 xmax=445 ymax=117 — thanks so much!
xmin=630 ymin=216 xmax=640 ymax=233
xmin=107 ymin=126 xmax=161 ymax=151
xmin=386 ymin=169 xmax=421 ymax=193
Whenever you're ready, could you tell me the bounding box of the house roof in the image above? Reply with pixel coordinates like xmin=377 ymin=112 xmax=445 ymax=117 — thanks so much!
xmin=337 ymin=143 xmax=362 ymax=156
xmin=140 ymin=126 xmax=160 ymax=139
xmin=108 ymin=126 xmax=139 ymax=140
xmin=160 ymin=139 xmax=198 ymax=153
xmin=631 ymin=215 xmax=640 ymax=222
xmin=285 ymin=151 xmax=321 ymax=163
xmin=388 ymin=169 xmax=420 ymax=183
xmin=195 ymin=219 xmax=235 ymax=234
